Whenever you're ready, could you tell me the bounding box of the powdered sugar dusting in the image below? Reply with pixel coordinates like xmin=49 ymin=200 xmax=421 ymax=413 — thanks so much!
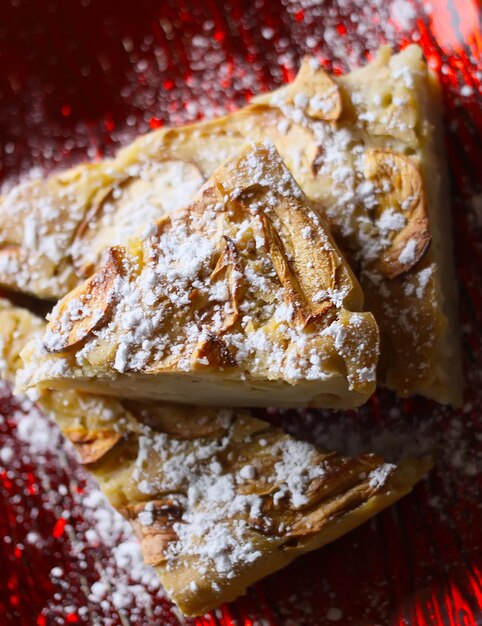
xmin=398 ymin=238 xmax=417 ymax=265
xmin=273 ymin=439 xmax=326 ymax=507
xmin=0 ymin=379 xmax=173 ymax=624
xmin=0 ymin=0 xmax=480 ymax=622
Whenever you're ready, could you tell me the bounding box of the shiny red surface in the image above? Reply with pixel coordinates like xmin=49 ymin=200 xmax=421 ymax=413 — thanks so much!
xmin=0 ymin=1 xmax=481 ymax=625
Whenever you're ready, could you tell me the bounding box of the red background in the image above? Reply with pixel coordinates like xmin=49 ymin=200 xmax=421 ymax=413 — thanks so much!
xmin=0 ymin=1 xmax=481 ymax=625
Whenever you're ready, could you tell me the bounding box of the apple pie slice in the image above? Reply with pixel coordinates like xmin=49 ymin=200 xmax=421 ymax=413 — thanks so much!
xmin=18 ymin=144 xmax=379 ymax=409
xmin=0 ymin=45 xmax=461 ymax=404
xmin=1 ymin=299 xmax=430 ymax=616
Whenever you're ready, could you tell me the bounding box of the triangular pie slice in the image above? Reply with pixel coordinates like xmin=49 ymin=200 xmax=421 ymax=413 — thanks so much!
xmin=1 ymin=299 xmax=430 ymax=616
xmin=18 ymin=144 xmax=379 ymax=409
xmin=0 ymin=45 xmax=461 ymax=405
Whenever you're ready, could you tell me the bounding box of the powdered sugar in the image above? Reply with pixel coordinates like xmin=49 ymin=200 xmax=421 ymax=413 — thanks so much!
xmin=415 ymin=265 xmax=434 ymax=299
xmin=273 ymin=439 xmax=326 ymax=508
xmin=398 ymin=238 xmax=417 ymax=265
xmin=368 ymin=463 xmax=397 ymax=488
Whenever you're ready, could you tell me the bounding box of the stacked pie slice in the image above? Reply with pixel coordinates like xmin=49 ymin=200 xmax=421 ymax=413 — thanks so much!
xmin=19 ymin=144 xmax=379 ymax=409
xmin=0 ymin=45 xmax=462 ymax=404
xmin=0 ymin=45 xmax=461 ymax=615
xmin=1 ymin=298 xmax=429 ymax=615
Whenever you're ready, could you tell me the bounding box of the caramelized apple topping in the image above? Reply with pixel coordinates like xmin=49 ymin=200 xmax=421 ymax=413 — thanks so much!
xmin=289 ymin=57 xmax=342 ymax=122
xmin=67 ymin=428 xmax=122 ymax=464
xmin=44 ymin=246 xmax=126 ymax=353
xmin=262 ymin=212 xmax=335 ymax=328
xmin=123 ymin=499 xmax=183 ymax=566
xmin=190 ymin=331 xmax=237 ymax=369
xmin=364 ymin=149 xmax=431 ymax=278
xmin=247 ymin=453 xmax=394 ymax=540
xmin=209 ymin=236 xmax=245 ymax=332
xmin=124 ymin=402 xmax=233 ymax=440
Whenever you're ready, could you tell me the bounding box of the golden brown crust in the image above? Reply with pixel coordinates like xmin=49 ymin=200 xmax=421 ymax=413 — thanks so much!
xmin=361 ymin=257 xmax=445 ymax=397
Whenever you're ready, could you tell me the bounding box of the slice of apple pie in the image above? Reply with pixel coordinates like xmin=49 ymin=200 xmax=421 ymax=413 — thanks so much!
xmin=0 ymin=45 xmax=461 ymax=404
xmin=1 ymin=299 xmax=430 ymax=616
xmin=18 ymin=144 xmax=379 ymax=409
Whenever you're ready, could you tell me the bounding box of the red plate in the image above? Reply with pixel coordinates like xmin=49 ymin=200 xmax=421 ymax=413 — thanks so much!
xmin=0 ymin=1 xmax=481 ymax=624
